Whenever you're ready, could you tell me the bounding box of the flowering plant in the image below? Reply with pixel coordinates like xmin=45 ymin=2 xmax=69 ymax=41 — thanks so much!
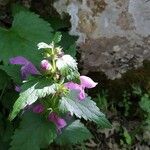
xmin=6 ymin=38 xmax=111 ymax=149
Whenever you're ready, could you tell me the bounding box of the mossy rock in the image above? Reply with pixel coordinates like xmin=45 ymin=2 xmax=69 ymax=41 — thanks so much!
xmin=87 ymin=60 xmax=150 ymax=102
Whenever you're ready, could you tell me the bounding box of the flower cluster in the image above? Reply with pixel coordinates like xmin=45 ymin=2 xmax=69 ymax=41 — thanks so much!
xmin=9 ymin=41 xmax=98 ymax=132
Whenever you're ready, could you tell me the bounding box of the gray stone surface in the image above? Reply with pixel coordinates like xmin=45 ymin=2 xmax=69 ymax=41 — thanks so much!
xmin=54 ymin=0 xmax=150 ymax=79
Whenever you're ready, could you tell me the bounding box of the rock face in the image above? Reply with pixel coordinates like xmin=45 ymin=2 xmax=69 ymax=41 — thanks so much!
xmin=54 ymin=0 xmax=150 ymax=79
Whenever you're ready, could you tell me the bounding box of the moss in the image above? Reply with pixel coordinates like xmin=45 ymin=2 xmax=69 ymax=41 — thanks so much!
xmin=87 ymin=60 xmax=150 ymax=102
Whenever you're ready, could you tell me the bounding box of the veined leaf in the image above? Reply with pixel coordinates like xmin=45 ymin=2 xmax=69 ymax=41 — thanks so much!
xmin=56 ymin=55 xmax=77 ymax=71
xmin=0 ymin=11 xmax=53 ymax=65
xmin=10 ymin=112 xmax=57 ymax=150
xmin=56 ymin=120 xmax=92 ymax=145
xmin=9 ymin=78 xmax=57 ymax=120
xmin=59 ymin=91 xmax=111 ymax=128
xmin=52 ymin=32 xmax=62 ymax=44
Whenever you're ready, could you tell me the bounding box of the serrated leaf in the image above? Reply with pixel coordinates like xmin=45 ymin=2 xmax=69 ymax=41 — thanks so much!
xmin=9 ymin=78 xmax=57 ymax=120
xmin=0 ymin=11 xmax=53 ymax=64
xmin=67 ymin=44 xmax=77 ymax=58
xmin=56 ymin=55 xmax=77 ymax=71
xmin=52 ymin=32 xmax=62 ymax=44
xmin=59 ymin=91 xmax=111 ymax=128
xmin=10 ymin=112 xmax=57 ymax=150
xmin=56 ymin=120 xmax=92 ymax=145
xmin=60 ymin=32 xmax=77 ymax=57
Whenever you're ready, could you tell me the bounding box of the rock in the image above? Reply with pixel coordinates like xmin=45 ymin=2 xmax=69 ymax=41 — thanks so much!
xmin=54 ymin=0 xmax=150 ymax=79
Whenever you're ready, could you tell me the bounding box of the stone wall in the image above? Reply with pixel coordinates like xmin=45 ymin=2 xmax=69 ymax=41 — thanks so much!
xmin=54 ymin=0 xmax=150 ymax=79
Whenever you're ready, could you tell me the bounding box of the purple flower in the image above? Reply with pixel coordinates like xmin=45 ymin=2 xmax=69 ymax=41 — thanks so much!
xmin=9 ymin=56 xmax=40 ymax=80
xmin=40 ymin=60 xmax=52 ymax=70
xmin=15 ymin=85 xmax=21 ymax=92
xmin=80 ymin=76 xmax=98 ymax=88
xmin=48 ymin=112 xmax=67 ymax=131
xmin=32 ymin=104 xmax=44 ymax=114
xmin=65 ymin=75 xmax=97 ymax=100
xmin=65 ymin=82 xmax=86 ymax=100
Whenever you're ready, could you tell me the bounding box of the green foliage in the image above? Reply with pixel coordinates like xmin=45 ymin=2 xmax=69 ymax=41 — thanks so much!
xmin=59 ymin=91 xmax=111 ymax=128
xmin=120 ymin=127 xmax=132 ymax=146
xmin=10 ymin=112 xmax=57 ymax=150
xmin=0 ymin=65 xmax=22 ymax=84
xmin=0 ymin=69 xmax=10 ymax=90
xmin=139 ymin=93 xmax=150 ymax=127
xmin=139 ymin=94 xmax=150 ymax=113
xmin=118 ymin=91 xmax=132 ymax=117
xmin=95 ymin=91 xmax=108 ymax=112
xmin=52 ymin=32 xmax=62 ymax=44
xmin=49 ymin=17 xmax=70 ymax=31
xmin=56 ymin=120 xmax=92 ymax=145
xmin=0 ymin=6 xmax=111 ymax=149
xmin=0 ymin=11 xmax=53 ymax=64
xmin=60 ymin=32 xmax=78 ymax=57
xmin=0 ymin=123 xmax=14 ymax=150
xmin=123 ymin=128 xmax=132 ymax=145
xmin=1 ymin=91 xmax=18 ymax=110
xmin=9 ymin=77 xmax=57 ymax=121
xmin=12 ymin=3 xmax=29 ymax=16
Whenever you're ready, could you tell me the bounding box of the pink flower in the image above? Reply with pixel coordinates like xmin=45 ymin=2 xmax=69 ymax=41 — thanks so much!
xmin=15 ymin=85 xmax=21 ymax=92
xmin=65 ymin=75 xmax=97 ymax=100
xmin=40 ymin=60 xmax=52 ymax=70
xmin=80 ymin=76 xmax=98 ymax=88
xmin=9 ymin=56 xmax=40 ymax=80
xmin=32 ymin=104 xmax=44 ymax=114
xmin=48 ymin=112 xmax=67 ymax=131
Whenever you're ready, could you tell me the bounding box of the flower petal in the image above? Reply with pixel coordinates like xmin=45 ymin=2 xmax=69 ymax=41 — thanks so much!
xmin=21 ymin=62 xmax=40 ymax=80
xmin=15 ymin=85 xmax=21 ymax=92
xmin=65 ymin=82 xmax=86 ymax=100
xmin=78 ymin=88 xmax=86 ymax=100
xmin=10 ymin=56 xmax=40 ymax=80
xmin=48 ymin=112 xmax=66 ymax=130
xmin=37 ymin=42 xmax=54 ymax=49
xmin=9 ymin=56 xmax=29 ymax=65
xmin=64 ymin=82 xmax=81 ymax=91
xmin=32 ymin=104 xmax=44 ymax=114
xmin=40 ymin=59 xmax=52 ymax=70
xmin=80 ymin=76 xmax=98 ymax=89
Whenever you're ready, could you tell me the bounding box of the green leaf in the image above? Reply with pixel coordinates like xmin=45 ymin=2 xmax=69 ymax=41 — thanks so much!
xmin=56 ymin=55 xmax=77 ymax=72
xmin=10 ymin=112 xmax=57 ymax=150
xmin=56 ymin=54 xmax=79 ymax=81
xmin=11 ymin=3 xmax=29 ymax=16
xmin=56 ymin=120 xmax=92 ymax=145
xmin=0 ymin=11 xmax=53 ymax=65
xmin=139 ymin=94 xmax=150 ymax=113
xmin=1 ymin=91 xmax=18 ymax=110
xmin=0 ymin=65 xmax=22 ymax=84
xmin=0 ymin=69 xmax=10 ymax=90
xmin=123 ymin=128 xmax=132 ymax=145
xmin=52 ymin=32 xmax=62 ymax=44
xmin=67 ymin=43 xmax=76 ymax=58
xmin=9 ymin=78 xmax=57 ymax=120
xmin=60 ymin=32 xmax=77 ymax=57
xmin=48 ymin=17 xmax=70 ymax=31
xmin=59 ymin=91 xmax=111 ymax=128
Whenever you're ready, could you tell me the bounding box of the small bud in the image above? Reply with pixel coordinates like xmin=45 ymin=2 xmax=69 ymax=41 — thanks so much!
xmin=55 ymin=46 xmax=62 ymax=53
xmin=41 ymin=60 xmax=52 ymax=70
xmin=33 ymin=104 xmax=44 ymax=114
